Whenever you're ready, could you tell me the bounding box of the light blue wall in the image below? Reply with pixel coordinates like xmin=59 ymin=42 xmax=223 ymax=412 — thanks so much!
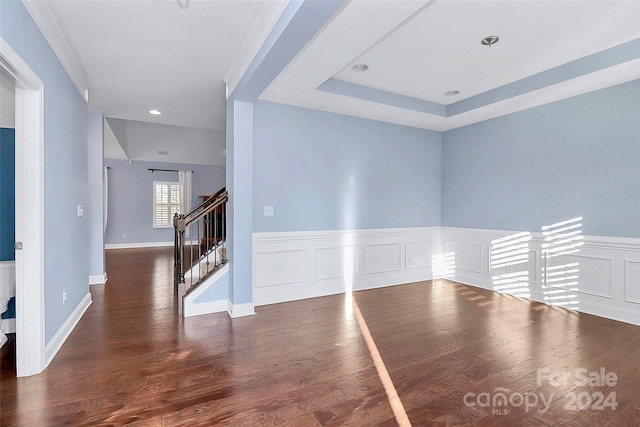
xmin=87 ymin=113 xmax=104 ymax=279
xmin=253 ymin=101 xmax=442 ymax=232
xmin=193 ymin=272 xmax=228 ymax=304
xmin=1 ymin=0 xmax=92 ymax=343
xmin=104 ymin=159 xmax=225 ymax=245
xmin=442 ymin=80 xmax=640 ymax=238
xmin=225 ymin=100 xmax=254 ymax=305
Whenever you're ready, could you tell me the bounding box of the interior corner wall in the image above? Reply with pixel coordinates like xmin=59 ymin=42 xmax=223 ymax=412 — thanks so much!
xmin=226 ymin=100 xmax=254 ymax=306
xmin=1 ymin=0 xmax=92 ymax=344
xmin=252 ymin=101 xmax=442 ymax=233
xmin=104 ymin=159 xmax=226 ymax=247
xmin=442 ymin=80 xmax=640 ymax=239
xmin=87 ymin=112 xmax=105 ymax=281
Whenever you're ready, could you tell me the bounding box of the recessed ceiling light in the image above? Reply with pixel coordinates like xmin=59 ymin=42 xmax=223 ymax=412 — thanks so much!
xmin=351 ymin=63 xmax=369 ymax=72
xmin=481 ymin=35 xmax=500 ymax=47
xmin=444 ymin=90 xmax=460 ymax=96
xmin=158 ymin=150 xmax=169 ymax=155
xmin=149 ymin=109 xmax=162 ymax=115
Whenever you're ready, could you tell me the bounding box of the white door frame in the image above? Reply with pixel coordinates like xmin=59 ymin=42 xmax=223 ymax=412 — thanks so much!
xmin=0 ymin=37 xmax=45 ymax=377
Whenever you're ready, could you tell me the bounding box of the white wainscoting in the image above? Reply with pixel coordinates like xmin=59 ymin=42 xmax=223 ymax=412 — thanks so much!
xmin=253 ymin=228 xmax=440 ymax=306
xmin=441 ymin=227 xmax=640 ymax=326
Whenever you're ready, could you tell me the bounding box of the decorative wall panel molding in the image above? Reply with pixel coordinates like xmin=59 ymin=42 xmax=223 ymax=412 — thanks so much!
xmin=444 ymin=240 xmax=483 ymax=273
xmin=254 ymin=249 xmax=308 ymax=288
xmin=363 ymin=243 xmax=401 ymax=275
xmin=625 ymin=261 xmax=640 ymax=304
xmin=253 ymin=226 xmax=639 ymax=326
xmin=406 ymin=240 xmax=438 ymax=270
xmin=253 ymin=227 xmax=439 ymax=306
xmin=441 ymin=227 xmax=640 ymax=326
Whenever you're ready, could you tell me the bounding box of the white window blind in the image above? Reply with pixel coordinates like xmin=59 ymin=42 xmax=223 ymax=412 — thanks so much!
xmin=153 ymin=181 xmax=181 ymax=228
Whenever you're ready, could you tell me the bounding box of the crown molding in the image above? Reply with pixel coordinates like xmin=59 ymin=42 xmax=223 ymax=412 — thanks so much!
xmin=224 ymin=0 xmax=288 ymax=98
xmin=21 ymin=0 xmax=90 ymax=102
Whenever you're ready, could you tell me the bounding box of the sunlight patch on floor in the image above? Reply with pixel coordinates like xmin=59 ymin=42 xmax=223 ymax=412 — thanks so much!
xmin=351 ymin=296 xmax=412 ymax=426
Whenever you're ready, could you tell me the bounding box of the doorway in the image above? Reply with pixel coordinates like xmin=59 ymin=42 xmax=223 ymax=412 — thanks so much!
xmin=0 ymin=72 xmax=16 ymax=351
xmin=0 ymin=37 xmax=45 ymax=377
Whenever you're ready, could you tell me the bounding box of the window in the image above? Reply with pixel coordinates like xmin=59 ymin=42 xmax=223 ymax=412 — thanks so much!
xmin=153 ymin=181 xmax=181 ymax=228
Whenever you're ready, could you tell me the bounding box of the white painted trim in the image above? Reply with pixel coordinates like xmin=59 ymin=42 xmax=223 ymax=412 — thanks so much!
xmin=105 ymin=241 xmax=173 ymax=250
xmin=227 ymin=302 xmax=255 ymax=318
xmin=253 ymin=227 xmax=439 ymax=306
xmin=625 ymin=260 xmax=640 ymax=304
xmin=183 ymin=264 xmax=229 ymax=317
xmin=45 ymin=293 xmax=92 ymax=367
xmin=1 ymin=36 xmax=46 ymax=377
xmin=89 ymin=272 xmax=107 ymax=285
xmin=440 ymin=226 xmax=640 ymax=251
xmin=441 ymin=227 xmax=640 ymax=326
xmin=253 ymin=227 xmax=441 ymax=243
xmin=224 ymin=0 xmax=288 ymax=98
xmin=253 ymin=226 xmax=639 ymax=326
xmin=21 ymin=0 xmax=90 ymax=101
xmin=0 ymin=38 xmax=41 ymax=88
xmin=1 ymin=318 xmax=16 ymax=334
xmin=577 ymin=300 xmax=640 ymax=327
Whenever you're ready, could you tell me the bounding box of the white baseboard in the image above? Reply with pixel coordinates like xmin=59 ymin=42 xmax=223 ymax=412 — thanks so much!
xmin=105 ymin=241 xmax=173 ymax=250
xmin=227 ymin=301 xmax=255 ymax=318
xmin=89 ymin=272 xmax=107 ymax=285
xmin=185 ymin=299 xmax=228 ymax=317
xmin=1 ymin=317 xmax=15 ymax=334
xmin=183 ymin=299 xmax=255 ymax=318
xmin=45 ymin=293 xmax=92 ymax=367
xmin=441 ymin=227 xmax=640 ymax=326
xmin=253 ymin=227 xmax=439 ymax=306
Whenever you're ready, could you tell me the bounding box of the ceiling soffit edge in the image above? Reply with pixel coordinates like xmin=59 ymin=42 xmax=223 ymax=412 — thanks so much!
xmin=21 ymin=0 xmax=90 ymax=102
xmin=224 ymin=1 xmax=289 ymax=99
xmin=317 ymin=38 xmax=640 ymax=120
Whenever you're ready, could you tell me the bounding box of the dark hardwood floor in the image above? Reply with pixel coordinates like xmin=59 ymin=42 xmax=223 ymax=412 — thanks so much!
xmin=1 ymin=247 xmax=639 ymax=426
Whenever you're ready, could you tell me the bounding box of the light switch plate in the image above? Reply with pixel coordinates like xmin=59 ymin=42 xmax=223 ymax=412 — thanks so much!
xmin=77 ymin=205 xmax=84 ymax=217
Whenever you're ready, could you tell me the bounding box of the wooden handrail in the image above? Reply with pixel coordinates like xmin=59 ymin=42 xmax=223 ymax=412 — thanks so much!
xmin=181 ymin=191 xmax=227 ymax=230
xmin=174 ymin=187 xmax=228 ymax=316
xmin=183 ymin=186 xmax=226 ymax=220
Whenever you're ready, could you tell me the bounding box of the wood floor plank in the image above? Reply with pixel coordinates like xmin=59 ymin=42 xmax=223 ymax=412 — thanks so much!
xmin=1 ymin=247 xmax=638 ymax=426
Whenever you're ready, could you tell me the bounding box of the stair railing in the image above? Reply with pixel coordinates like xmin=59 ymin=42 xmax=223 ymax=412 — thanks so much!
xmin=174 ymin=188 xmax=228 ymax=314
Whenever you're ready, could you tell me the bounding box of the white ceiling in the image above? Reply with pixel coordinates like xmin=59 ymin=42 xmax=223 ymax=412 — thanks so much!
xmin=261 ymin=0 xmax=640 ymax=131
xmin=23 ymin=0 xmax=640 ymax=161
xmin=332 ymin=1 xmax=639 ymax=105
xmin=24 ymin=0 xmax=286 ymax=165
xmin=38 ymin=0 xmax=269 ymax=131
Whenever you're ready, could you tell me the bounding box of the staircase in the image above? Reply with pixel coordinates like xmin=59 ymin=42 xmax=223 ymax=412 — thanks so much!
xmin=174 ymin=187 xmax=228 ymax=315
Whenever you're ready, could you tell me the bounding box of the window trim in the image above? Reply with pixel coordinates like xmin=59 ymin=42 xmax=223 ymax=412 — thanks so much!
xmin=153 ymin=180 xmax=181 ymax=229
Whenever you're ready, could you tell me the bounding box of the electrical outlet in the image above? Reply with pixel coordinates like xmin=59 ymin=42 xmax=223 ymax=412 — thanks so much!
xmin=122 ymin=233 xmax=126 ymax=239
xmin=77 ymin=204 xmax=84 ymax=217
xmin=264 ymin=206 xmax=274 ymax=216
xmin=62 ymin=288 xmax=67 ymax=304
